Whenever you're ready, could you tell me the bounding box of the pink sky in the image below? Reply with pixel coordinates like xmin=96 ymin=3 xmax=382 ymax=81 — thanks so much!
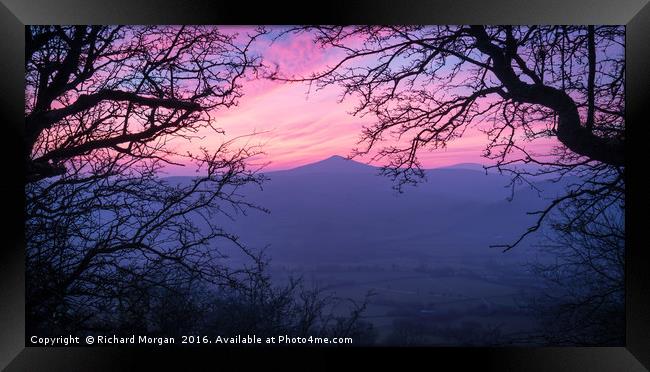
xmin=165 ymin=28 xmax=558 ymax=175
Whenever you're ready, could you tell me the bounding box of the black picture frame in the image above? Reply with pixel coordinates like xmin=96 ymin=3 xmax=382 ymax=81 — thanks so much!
xmin=1 ymin=0 xmax=648 ymax=370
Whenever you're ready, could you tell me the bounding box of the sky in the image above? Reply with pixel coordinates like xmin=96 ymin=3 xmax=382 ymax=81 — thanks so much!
xmin=165 ymin=27 xmax=557 ymax=175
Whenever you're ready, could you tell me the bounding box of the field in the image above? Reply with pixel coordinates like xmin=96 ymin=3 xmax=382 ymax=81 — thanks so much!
xmin=268 ymin=253 xmax=543 ymax=344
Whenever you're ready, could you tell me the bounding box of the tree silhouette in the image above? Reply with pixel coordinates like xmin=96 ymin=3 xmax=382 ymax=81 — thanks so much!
xmin=25 ymin=25 xmax=273 ymax=335
xmin=274 ymin=26 xmax=624 ymax=251
xmin=519 ymin=198 xmax=624 ymax=345
xmin=25 ymin=25 xmax=375 ymax=341
xmin=274 ymin=26 xmax=625 ymax=345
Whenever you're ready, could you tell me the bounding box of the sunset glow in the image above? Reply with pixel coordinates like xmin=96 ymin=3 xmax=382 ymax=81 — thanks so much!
xmin=25 ymin=24 xmax=626 ymax=349
xmin=165 ymin=28 xmax=560 ymax=174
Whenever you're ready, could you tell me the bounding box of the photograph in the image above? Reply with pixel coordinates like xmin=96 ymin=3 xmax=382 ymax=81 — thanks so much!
xmin=1 ymin=0 xmax=649 ymax=370
xmin=24 ymin=25 xmax=625 ymax=346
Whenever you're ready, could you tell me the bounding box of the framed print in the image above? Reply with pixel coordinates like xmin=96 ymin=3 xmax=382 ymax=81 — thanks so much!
xmin=1 ymin=0 xmax=649 ymax=370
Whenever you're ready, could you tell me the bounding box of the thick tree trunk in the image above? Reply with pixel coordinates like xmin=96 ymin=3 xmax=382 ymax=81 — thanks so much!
xmin=469 ymin=26 xmax=624 ymax=167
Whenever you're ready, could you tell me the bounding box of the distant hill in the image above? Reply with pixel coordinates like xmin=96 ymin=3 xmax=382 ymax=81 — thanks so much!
xmin=166 ymin=156 xmax=569 ymax=267
xmin=438 ymin=162 xmax=489 ymax=172
xmin=275 ymin=155 xmax=377 ymax=175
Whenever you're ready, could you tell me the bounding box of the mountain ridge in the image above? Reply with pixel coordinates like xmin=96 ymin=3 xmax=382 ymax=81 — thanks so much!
xmin=266 ymin=155 xmax=493 ymax=175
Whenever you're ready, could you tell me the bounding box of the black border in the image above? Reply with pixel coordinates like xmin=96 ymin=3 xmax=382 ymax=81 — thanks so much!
xmin=1 ymin=1 xmax=649 ymax=370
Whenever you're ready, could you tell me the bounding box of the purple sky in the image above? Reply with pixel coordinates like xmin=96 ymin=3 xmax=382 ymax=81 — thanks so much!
xmin=164 ymin=27 xmax=559 ymax=175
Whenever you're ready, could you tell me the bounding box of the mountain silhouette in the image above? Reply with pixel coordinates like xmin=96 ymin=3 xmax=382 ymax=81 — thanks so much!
xmin=159 ymin=154 xmax=570 ymax=344
xmin=276 ymin=155 xmax=377 ymax=174
xmin=182 ymin=155 xmax=564 ymax=267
